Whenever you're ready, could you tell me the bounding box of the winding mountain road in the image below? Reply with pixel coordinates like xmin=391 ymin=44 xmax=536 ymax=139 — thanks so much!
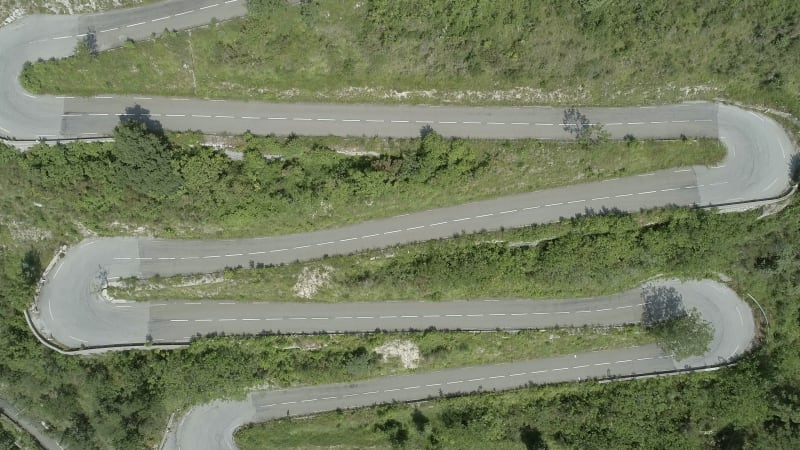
xmin=0 ymin=1 xmax=794 ymax=449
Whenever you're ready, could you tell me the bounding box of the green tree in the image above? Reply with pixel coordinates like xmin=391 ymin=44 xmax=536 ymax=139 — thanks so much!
xmin=562 ymin=107 xmax=608 ymax=148
xmin=0 ymin=423 xmax=15 ymax=449
xmin=578 ymin=124 xmax=610 ymax=148
xmin=111 ymin=120 xmax=180 ymax=199
xmin=640 ymin=285 xmax=714 ymax=358
xmin=415 ymin=131 xmax=449 ymax=182
xmin=174 ymin=146 xmax=228 ymax=203
xmin=649 ymin=309 xmax=714 ymax=359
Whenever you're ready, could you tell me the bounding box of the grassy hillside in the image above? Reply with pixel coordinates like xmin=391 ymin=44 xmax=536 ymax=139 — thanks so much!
xmin=229 ymin=197 xmax=799 ymax=449
xmin=237 ymin=364 xmax=779 ymax=449
xmin=3 ymin=1 xmax=800 ymax=446
xmin=109 ymin=207 xmax=741 ymax=304
xmin=5 ymin=123 xmax=721 ymax=238
xmin=2 ymin=170 xmax=799 ymax=448
xmin=0 ymin=121 xmax=726 ymax=447
xmin=20 ymin=0 xmax=800 ymax=114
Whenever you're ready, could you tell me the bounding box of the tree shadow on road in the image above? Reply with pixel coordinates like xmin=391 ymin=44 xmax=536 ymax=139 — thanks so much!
xmin=84 ymin=26 xmax=98 ymax=56
xmin=120 ymin=104 xmax=164 ymax=136
xmin=562 ymin=107 xmax=590 ymax=139
xmin=641 ymin=285 xmax=686 ymax=327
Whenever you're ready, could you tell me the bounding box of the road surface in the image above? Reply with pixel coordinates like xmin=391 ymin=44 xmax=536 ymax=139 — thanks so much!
xmin=0 ymin=1 xmax=791 ymax=449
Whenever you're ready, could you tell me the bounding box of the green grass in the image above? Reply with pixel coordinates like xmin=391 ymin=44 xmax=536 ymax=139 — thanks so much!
xmin=230 ymin=194 xmax=800 ymax=449
xmin=3 ymin=194 xmax=800 ymax=447
xmin=2 ymin=121 xmax=796 ymax=448
xmin=5 ymin=128 xmax=724 ymax=239
xmin=20 ymin=0 xmax=800 ymax=116
xmin=2 ymin=1 xmax=799 ymax=445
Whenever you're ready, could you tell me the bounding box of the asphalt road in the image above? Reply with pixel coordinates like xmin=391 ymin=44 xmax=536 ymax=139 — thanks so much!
xmin=23 ymin=274 xmax=760 ymax=450
xmin=170 ymin=346 xmax=677 ymax=450
xmin=160 ymin=278 xmax=754 ymax=450
xmin=0 ymin=3 xmax=794 ymax=205
xmin=0 ymin=1 xmax=790 ymax=449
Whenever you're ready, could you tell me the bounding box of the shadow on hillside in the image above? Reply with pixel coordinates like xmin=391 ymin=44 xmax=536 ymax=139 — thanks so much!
xmin=789 ymin=153 xmax=800 ymax=184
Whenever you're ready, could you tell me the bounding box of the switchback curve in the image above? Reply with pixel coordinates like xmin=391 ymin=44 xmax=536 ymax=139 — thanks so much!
xmin=0 ymin=2 xmax=791 ymax=450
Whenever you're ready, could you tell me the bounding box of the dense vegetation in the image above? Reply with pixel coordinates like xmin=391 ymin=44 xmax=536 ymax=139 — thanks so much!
xmin=20 ymin=0 xmax=800 ymax=114
xmin=4 ymin=1 xmax=800 ymax=447
xmin=229 ymin=198 xmax=800 ymax=447
xmin=0 ymin=121 xmax=730 ymax=448
xmin=9 ymin=121 xmax=720 ymax=237
xmin=3 ymin=151 xmax=800 ymax=448
xmin=0 ymin=266 xmax=649 ymax=449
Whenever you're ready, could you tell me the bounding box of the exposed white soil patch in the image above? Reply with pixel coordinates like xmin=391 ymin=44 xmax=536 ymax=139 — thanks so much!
xmin=277 ymin=339 xmax=326 ymax=351
xmin=199 ymin=138 xmax=242 ymax=161
xmin=1 ymin=7 xmax=23 ymax=26
xmin=334 ymin=147 xmax=380 ymax=157
xmin=109 ymin=221 xmax=150 ymax=236
xmin=508 ymin=240 xmax=544 ymax=248
xmin=1 ymin=0 xmax=145 ymax=29
xmin=292 ymin=265 xmax=333 ymax=299
xmin=328 ymin=84 xmax=719 ymax=104
xmin=475 ymin=239 xmax=506 ymax=245
xmin=645 ymin=273 xmax=666 ymax=282
xmin=758 ymin=192 xmax=795 ymax=218
xmin=310 ymin=200 xmax=333 ymax=220
xmin=244 ymin=83 xmax=722 ymax=106
xmin=247 ymin=383 xmax=271 ymax=392
xmin=72 ymin=220 xmax=97 ymax=238
xmin=109 ymin=273 xmax=223 ymax=291
xmin=100 ymin=287 xmax=129 ymax=303
xmin=0 ymin=215 xmax=52 ymax=241
xmin=369 ymin=252 xmax=395 ymax=261
xmin=175 ymin=274 xmax=224 ymax=288
xmin=374 ymin=340 xmax=420 ymax=369
xmin=324 ymin=86 xmax=590 ymax=104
